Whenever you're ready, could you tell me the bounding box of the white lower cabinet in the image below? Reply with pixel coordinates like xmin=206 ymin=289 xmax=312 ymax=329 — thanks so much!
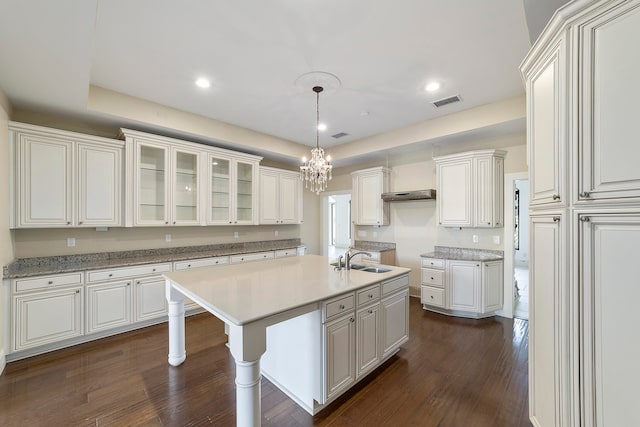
xmin=356 ymin=304 xmax=380 ymax=378
xmin=86 ymin=281 xmax=132 ymax=334
xmin=323 ymin=314 xmax=356 ymax=400
xmin=13 ymin=286 xmax=84 ymax=352
xmin=134 ymin=276 xmax=167 ymax=322
xmin=380 ymin=288 xmax=409 ymax=358
xmin=448 ymin=260 xmax=481 ymax=312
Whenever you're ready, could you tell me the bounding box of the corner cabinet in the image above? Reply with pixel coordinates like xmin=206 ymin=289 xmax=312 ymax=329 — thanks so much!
xmin=351 ymin=167 xmax=390 ymax=226
xmin=9 ymin=122 xmax=124 ymax=228
xmin=520 ymin=1 xmax=640 ymax=425
xmin=259 ymin=166 xmax=303 ymax=224
xmin=434 ymin=150 xmax=505 ymax=228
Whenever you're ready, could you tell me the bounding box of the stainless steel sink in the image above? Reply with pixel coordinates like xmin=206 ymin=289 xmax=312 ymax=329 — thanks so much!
xmin=361 ymin=266 xmax=391 ymax=273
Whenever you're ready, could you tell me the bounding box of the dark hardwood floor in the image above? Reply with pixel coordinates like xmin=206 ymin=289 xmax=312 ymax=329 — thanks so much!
xmin=0 ymin=298 xmax=530 ymax=426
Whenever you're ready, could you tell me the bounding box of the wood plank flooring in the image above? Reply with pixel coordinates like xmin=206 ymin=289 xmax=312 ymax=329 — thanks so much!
xmin=0 ymin=298 xmax=530 ymax=426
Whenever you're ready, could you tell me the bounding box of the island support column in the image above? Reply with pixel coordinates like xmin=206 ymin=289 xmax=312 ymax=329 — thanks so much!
xmin=228 ymin=322 xmax=267 ymax=427
xmin=166 ymin=281 xmax=186 ymax=366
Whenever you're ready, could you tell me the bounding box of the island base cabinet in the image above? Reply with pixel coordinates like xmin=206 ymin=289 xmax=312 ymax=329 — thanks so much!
xmin=380 ymin=289 xmax=409 ymax=357
xmin=86 ymin=281 xmax=132 ymax=334
xmin=323 ymin=314 xmax=356 ymax=401
xmin=135 ymin=277 xmax=168 ymax=322
xmin=12 ymin=287 xmax=84 ymax=352
xmin=356 ymin=304 xmax=380 ymax=378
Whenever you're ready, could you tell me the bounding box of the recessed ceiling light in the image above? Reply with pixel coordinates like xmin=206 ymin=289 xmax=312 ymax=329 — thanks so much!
xmin=195 ymin=78 xmax=210 ymax=88
xmin=317 ymin=123 xmax=327 ymax=131
xmin=425 ymin=82 xmax=441 ymax=92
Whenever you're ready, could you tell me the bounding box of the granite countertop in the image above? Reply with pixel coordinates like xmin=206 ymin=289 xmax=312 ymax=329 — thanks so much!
xmin=420 ymin=246 xmax=503 ymax=262
xmin=3 ymin=239 xmax=303 ymax=279
xmin=353 ymin=240 xmax=396 ymax=252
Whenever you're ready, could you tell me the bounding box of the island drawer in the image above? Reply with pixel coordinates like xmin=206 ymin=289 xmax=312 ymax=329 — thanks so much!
xmin=324 ymin=293 xmax=355 ymax=322
xmin=381 ymin=274 xmax=409 ymax=296
xmin=14 ymin=272 xmax=83 ymax=293
xmin=174 ymin=256 xmax=229 ymax=271
xmin=421 ymin=285 xmax=445 ymax=308
xmin=86 ymin=262 xmax=171 ymax=283
xmin=274 ymin=249 xmax=296 ymax=258
xmin=421 ymin=268 xmax=444 ymax=288
xmin=421 ymin=258 xmax=444 ymax=269
xmin=357 ymin=284 xmax=380 ymax=307
xmin=230 ymin=251 xmax=275 ymax=264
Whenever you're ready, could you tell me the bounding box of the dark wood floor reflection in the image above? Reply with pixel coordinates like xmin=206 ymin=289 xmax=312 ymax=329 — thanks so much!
xmin=0 ymin=298 xmax=530 ymax=426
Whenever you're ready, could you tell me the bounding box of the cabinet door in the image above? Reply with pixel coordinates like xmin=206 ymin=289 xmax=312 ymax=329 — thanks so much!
xmin=324 ymin=315 xmax=355 ymax=400
xmin=279 ymin=172 xmax=301 ymax=224
xmin=529 ymin=214 xmax=565 ymax=427
xmin=526 ymin=40 xmax=565 ymax=207
xmin=475 ymin=156 xmax=503 ymax=228
xmin=172 ymin=147 xmax=201 ymax=225
xmin=579 ymin=4 xmax=640 ymax=202
xmin=356 ymin=304 xmax=380 ymax=378
xmin=235 ymin=160 xmax=256 ymax=225
xmin=136 ymin=142 xmax=169 ymax=225
xmin=380 ymin=289 xmax=409 ymax=358
xmin=77 ymin=143 xmax=122 ymax=227
xmin=86 ymin=281 xmax=132 ymax=334
xmin=13 ymin=287 xmax=83 ymax=351
xmin=580 ymin=213 xmax=640 ymax=427
xmin=482 ymin=261 xmax=503 ymax=313
xmin=438 ymin=160 xmax=472 ymax=227
xmin=258 ymin=169 xmax=279 ymax=224
xmin=448 ymin=260 xmax=480 ymax=312
xmin=18 ymin=135 xmax=72 ymax=227
xmin=356 ymin=172 xmax=384 ymax=225
xmin=209 ymin=155 xmax=232 ymax=224
xmin=135 ymin=276 xmax=168 ymax=322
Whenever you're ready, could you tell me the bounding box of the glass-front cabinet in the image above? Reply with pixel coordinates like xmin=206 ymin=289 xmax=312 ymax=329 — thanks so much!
xmin=207 ymin=154 xmax=259 ymax=225
xmin=171 ymin=148 xmax=200 ymax=225
xmin=138 ymin=143 xmax=168 ymax=224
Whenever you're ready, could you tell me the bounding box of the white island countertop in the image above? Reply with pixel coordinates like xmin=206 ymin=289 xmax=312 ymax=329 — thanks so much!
xmin=164 ymin=254 xmax=411 ymax=326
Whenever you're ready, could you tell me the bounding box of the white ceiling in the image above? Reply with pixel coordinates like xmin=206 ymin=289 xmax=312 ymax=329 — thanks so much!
xmin=0 ymin=0 xmax=534 ymax=163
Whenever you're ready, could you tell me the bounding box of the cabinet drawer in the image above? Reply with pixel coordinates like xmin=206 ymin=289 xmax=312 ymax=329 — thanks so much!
xmin=421 ymin=258 xmax=444 ymax=269
xmin=357 ymin=284 xmax=380 ymax=307
xmin=174 ymin=256 xmax=229 ymax=271
xmin=381 ymin=274 xmax=409 ymax=296
xmin=230 ymin=251 xmax=275 ymax=263
xmin=421 ymin=286 xmax=445 ymax=308
xmin=324 ymin=293 xmax=355 ymax=322
xmin=14 ymin=273 xmax=83 ymax=293
xmin=275 ymin=249 xmax=296 ymax=258
xmin=421 ymin=268 xmax=444 ymax=288
xmin=86 ymin=262 xmax=171 ymax=283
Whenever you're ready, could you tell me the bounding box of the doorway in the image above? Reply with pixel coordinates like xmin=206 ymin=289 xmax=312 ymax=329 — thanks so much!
xmin=513 ymin=180 xmax=529 ymax=319
xmin=322 ymin=192 xmax=351 ymax=261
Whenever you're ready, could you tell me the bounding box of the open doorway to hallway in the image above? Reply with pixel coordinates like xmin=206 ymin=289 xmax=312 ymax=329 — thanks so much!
xmin=513 ymin=179 xmax=529 ymax=320
xmin=324 ymin=192 xmax=351 ymax=261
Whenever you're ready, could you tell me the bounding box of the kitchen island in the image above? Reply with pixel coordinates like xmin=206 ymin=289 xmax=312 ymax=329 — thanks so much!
xmin=164 ymin=254 xmax=410 ymax=427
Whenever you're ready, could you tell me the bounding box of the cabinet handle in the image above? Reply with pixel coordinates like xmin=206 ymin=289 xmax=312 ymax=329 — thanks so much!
xmin=553 ymin=216 xmax=560 ymax=222
xmin=552 ymin=194 xmax=561 ymax=200
xmin=580 ymin=191 xmax=590 ymax=198
xmin=48 ymin=280 xmax=53 ymax=285
xmin=339 ymin=304 xmax=345 ymax=309
xmin=580 ymin=216 xmax=591 ymax=222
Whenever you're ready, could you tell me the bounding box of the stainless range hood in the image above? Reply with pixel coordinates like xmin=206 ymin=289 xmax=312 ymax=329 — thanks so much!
xmin=381 ymin=189 xmax=436 ymax=201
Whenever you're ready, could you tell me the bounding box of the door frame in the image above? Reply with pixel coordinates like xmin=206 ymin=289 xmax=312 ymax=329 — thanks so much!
xmin=321 ymin=190 xmax=352 ymax=257
xmin=497 ymin=172 xmax=528 ymax=318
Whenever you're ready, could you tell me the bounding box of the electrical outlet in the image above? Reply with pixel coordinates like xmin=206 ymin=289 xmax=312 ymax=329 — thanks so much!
xmin=234 ymin=231 xmax=239 ymax=239
xmin=373 ymin=231 xmax=378 ymax=238
xmin=357 ymin=230 xmax=367 ymax=237
xmin=472 ymin=235 xmax=479 ymax=243
xmin=275 ymin=230 xmax=279 ymax=237
xmin=67 ymin=237 xmax=76 ymax=247
xmin=165 ymin=234 xmax=171 ymax=242
xmin=493 ymin=235 xmax=500 ymax=244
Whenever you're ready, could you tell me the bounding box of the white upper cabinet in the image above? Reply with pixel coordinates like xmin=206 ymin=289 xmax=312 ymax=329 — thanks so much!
xmin=10 ymin=122 xmax=123 ymax=228
xmin=578 ymin=2 xmax=640 ymax=202
xmin=259 ymin=167 xmax=303 ymax=225
xmin=435 ymin=150 xmax=505 ymax=228
xmin=351 ymin=167 xmax=390 ymax=226
xmin=208 ymin=153 xmax=260 ymax=225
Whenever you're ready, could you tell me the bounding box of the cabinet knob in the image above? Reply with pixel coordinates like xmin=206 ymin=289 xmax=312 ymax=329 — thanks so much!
xmin=127 ymin=282 xmax=131 ymax=286
xmin=136 ymin=281 xmax=140 ymax=284
xmin=430 ymin=295 xmax=434 ymax=299
xmin=553 ymin=216 xmax=561 ymax=222
xmin=552 ymin=194 xmax=561 ymax=200
xmin=368 ymin=309 xmax=373 ymax=314
xmin=350 ymin=317 xmax=355 ymax=323
xmin=580 ymin=216 xmax=591 ymax=222
xmin=152 ymin=268 xmax=156 ymax=272
xmin=235 ymin=221 xmax=238 ymax=224
xmin=487 ymin=222 xmax=491 ymax=225
xmin=78 ymin=221 xmax=83 ymax=225
xmin=108 ymin=274 xmax=113 ymax=277
xmin=368 ymin=294 xmax=373 ymax=298
xmin=476 ymin=264 xmax=480 ymax=267
xmin=67 ymin=221 xmax=71 ymax=225
xmin=76 ymin=290 xmax=80 ymax=294
xmin=430 ymin=277 xmax=434 ymax=280
xmin=580 ymin=191 xmax=590 ymax=198
xmin=187 ymin=264 xmax=191 ymax=268
xmin=173 ymin=221 xmax=176 ymax=224
xmin=165 ymin=221 xmax=169 ymax=225
xmin=215 ymin=261 xmax=219 ymax=264
xmin=48 ymin=281 xmax=53 ymax=285
xmin=339 ymin=304 xmax=345 ymax=309
xmin=229 ymin=221 xmax=232 ymax=224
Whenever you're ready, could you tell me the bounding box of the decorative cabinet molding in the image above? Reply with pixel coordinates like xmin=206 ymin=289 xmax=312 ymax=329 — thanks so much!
xmin=434 ymin=150 xmax=505 ymax=228
xmin=9 ymin=122 xmax=124 ymax=228
xmin=351 ymin=167 xmax=390 ymax=226
xmin=259 ymin=166 xmax=303 ymax=224
xmin=520 ymin=1 xmax=640 ymax=425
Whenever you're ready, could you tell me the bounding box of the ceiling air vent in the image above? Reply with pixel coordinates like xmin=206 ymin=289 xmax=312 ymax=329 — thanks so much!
xmin=432 ymin=95 xmax=462 ymax=108
xmin=332 ymin=132 xmax=349 ymax=139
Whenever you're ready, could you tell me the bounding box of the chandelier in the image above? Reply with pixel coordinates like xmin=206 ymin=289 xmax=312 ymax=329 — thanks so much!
xmin=300 ymin=86 xmax=332 ymax=194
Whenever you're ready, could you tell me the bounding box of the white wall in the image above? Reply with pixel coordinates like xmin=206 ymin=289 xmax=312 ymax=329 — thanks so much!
xmin=0 ymin=89 xmax=15 ymax=374
xmin=332 ymin=194 xmax=351 ymax=248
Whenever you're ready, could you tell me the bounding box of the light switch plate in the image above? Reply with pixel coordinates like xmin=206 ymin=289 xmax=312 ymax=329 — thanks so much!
xmin=493 ymin=235 xmax=500 ymax=244
xmin=67 ymin=237 xmax=76 ymax=247
xmin=165 ymin=234 xmax=171 ymax=242
xmin=357 ymin=230 xmax=367 ymax=237
xmin=234 ymin=231 xmax=239 ymax=239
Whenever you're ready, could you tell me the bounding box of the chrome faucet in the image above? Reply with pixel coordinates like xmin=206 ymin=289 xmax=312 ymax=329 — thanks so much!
xmin=345 ymin=249 xmax=372 ymax=270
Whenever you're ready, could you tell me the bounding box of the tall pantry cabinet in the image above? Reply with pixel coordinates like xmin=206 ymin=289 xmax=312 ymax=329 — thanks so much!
xmin=520 ymin=0 xmax=640 ymax=426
